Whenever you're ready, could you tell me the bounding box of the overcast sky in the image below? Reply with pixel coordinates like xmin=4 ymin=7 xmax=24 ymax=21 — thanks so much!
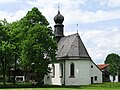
xmin=0 ymin=0 xmax=120 ymax=64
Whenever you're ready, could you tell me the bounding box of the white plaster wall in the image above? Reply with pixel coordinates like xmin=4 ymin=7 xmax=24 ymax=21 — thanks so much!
xmin=44 ymin=59 xmax=102 ymax=86
xmin=65 ymin=59 xmax=91 ymax=85
xmin=51 ymin=63 xmax=62 ymax=85
xmin=90 ymin=62 xmax=102 ymax=84
xmin=44 ymin=64 xmax=52 ymax=85
xmin=44 ymin=63 xmax=62 ymax=85
xmin=44 ymin=73 xmax=52 ymax=85
xmin=110 ymin=75 xmax=118 ymax=82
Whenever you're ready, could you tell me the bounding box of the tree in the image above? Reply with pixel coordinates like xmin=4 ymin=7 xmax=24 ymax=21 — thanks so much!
xmin=16 ymin=7 xmax=57 ymax=85
xmin=9 ymin=20 xmax=24 ymax=84
xmin=0 ymin=19 xmax=15 ymax=85
xmin=0 ymin=7 xmax=57 ymax=86
xmin=105 ymin=53 xmax=120 ymax=82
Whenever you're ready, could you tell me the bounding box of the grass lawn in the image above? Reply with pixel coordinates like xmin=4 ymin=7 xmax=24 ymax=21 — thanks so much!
xmin=0 ymin=82 xmax=120 ymax=90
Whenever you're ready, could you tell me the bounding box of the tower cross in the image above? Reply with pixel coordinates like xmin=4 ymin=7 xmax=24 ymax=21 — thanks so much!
xmin=76 ymin=23 xmax=78 ymax=33
xmin=57 ymin=3 xmax=61 ymax=11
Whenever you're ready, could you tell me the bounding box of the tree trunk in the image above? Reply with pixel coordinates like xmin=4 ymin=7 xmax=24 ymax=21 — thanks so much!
xmin=113 ymin=76 xmax=115 ymax=82
xmin=8 ymin=68 xmax=11 ymax=82
xmin=3 ymin=68 xmax=6 ymax=85
xmin=36 ymin=73 xmax=44 ymax=86
xmin=2 ymin=60 xmax=6 ymax=85
xmin=13 ymin=54 xmax=17 ymax=84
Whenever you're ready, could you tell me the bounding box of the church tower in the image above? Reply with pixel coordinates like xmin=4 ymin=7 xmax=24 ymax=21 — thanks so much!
xmin=54 ymin=10 xmax=64 ymax=42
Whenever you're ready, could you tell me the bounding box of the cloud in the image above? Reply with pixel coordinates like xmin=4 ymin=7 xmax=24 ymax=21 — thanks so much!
xmin=25 ymin=0 xmax=120 ymax=64
xmin=100 ymin=0 xmax=120 ymax=8
xmin=64 ymin=9 xmax=120 ymax=24
xmin=81 ymin=27 xmax=120 ymax=63
xmin=0 ymin=0 xmax=120 ymax=64
xmin=0 ymin=0 xmax=23 ymax=4
xmin=1 ymin=0 xmax=120 ymax=24
xmin=0 ymin=10 xmax=27 ymax=22
xmin=108 ymin=0 xmax=120 ymax=7
xmin=62 ymin=26 xmax=120 ymax=64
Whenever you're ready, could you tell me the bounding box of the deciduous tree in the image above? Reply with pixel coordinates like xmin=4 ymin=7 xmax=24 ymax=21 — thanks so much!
xmin=0 ymin=19 xmax=14 ymax=85
xmin=105 ymin=53 xmax=120 ymax=82
xmin=17 ymin=7 xmax=57 ymax=85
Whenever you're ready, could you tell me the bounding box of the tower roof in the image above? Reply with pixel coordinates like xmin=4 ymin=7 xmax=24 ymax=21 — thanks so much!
xmin=54 ymin=10 xmax=64 ymax=24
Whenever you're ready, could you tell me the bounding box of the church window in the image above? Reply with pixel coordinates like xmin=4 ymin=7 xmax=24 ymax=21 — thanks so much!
xmin=69 ymin=63 xmax=75 ymax=78
xmin=60 ymin=63 xmax=63 ymax=78
xmin=52 ymin=64 xmax=55 ymax=78
xmin=94 ymin=76 xmax=97 ymax=81
xmin=91 ymin=65 xmax=93 ymax=68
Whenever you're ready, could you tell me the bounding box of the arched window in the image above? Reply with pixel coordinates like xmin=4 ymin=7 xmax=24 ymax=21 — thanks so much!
xmin=70 ymin=63 xmax=75 ymax=78
xmin=52 ymin=64 xmax=55 ymax=78
xmin=60 ymin=63 xmax=63 ymax=78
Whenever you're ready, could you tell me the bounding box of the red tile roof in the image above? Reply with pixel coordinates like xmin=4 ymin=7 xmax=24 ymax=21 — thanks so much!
xmin=97 ymin=64 xmax=109 ymax=70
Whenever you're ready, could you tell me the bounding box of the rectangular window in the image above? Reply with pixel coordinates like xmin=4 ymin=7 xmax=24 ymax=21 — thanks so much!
xmin=94 ymin=76 xmax=97 ymax=81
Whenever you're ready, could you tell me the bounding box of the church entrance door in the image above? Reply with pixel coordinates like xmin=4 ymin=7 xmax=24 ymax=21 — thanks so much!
xmin=91 ymin=77 xmax=93 ymax=84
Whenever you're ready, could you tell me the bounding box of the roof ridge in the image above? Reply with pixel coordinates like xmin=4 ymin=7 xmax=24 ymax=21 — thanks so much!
xmin=64 ymin=34 xmax=78 ymax=57
xmin=79 ymin=34 xmax=90 ymax=57
xmin=66 ymin=34 xmax=79 ymax=57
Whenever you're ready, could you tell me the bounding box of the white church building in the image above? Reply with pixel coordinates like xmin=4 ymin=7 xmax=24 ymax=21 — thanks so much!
xmin=44 ymin=10 xmax=102 ymax=86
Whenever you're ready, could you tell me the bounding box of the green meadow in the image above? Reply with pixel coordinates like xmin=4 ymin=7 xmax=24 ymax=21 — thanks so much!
xmin=0 ymin=82 xmax=120 ymax=90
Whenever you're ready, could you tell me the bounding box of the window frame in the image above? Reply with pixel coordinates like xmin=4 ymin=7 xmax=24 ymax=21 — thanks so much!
xmin=69 ymin=63 xmax=75 ymax=78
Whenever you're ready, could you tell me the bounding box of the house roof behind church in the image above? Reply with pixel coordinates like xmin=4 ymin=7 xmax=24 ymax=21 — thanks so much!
xmin=56 ymin=33 xmax=90 ymax=59
xmin=97 ymin=64 xmax=109 ymax=70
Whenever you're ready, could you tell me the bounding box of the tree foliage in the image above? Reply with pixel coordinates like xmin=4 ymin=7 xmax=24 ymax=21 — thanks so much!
xmin=105 ymin=53 xmax=120 ymax=82
xmin=0 ymin=19 xmax=15 ymax=85
xmin=11 ymin=7 xmax=57 ymax=85
xmin=0 ymin=7 xmax=57 ymax=86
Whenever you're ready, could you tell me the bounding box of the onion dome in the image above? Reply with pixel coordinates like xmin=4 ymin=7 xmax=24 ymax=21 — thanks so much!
xmin=54 ymin=10 xmax=64 ymax=24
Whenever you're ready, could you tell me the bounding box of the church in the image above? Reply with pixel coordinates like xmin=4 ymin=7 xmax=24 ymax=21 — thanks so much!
xmin=44 ymin=10 xmax=102 ymax=86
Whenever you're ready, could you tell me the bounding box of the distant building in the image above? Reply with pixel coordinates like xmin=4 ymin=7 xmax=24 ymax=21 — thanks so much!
xmin=44 ymin=10 xmax=102 ymax=86
xmin=98 ymin=64 xmax=120 ymax=82
xmin=97 ymin=64 xmax=110 ymax=82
